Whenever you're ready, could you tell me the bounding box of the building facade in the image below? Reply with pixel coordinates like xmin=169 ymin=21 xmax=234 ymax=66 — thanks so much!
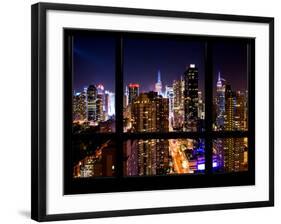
xmin=184 ymin=64 xmax=199 ymax=131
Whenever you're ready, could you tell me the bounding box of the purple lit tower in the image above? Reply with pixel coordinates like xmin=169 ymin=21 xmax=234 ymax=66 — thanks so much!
xmin=155 ymin=70 xmax=163 ymax=96
xmin=216 ymin=72 xmax=225 ymax=130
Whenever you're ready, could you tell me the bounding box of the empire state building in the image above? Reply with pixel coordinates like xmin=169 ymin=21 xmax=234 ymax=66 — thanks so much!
xmin=155 ymin=70 xmax=163 ymax=96
xmin=216 ymin=72 xmax=225 ymax=130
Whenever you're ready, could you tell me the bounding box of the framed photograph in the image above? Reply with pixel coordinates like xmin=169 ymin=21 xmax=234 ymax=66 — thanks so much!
xmin=31 ymin=2 xmax=274 ymax=222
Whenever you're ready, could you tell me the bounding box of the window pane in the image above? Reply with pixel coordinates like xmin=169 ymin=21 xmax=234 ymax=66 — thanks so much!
xmin=212 ymin=137 xmax=248 ymax=173
xmin=72 ymin=137 xmax=117 ymax=178
xmin=212 ymin=41 xmax=248 ymax=131
xmin=72 ymin=33 xmax=116 ymax=134
xmin=123 ymin=37 xmax=205 ymax=133
xmin=123 ymin=138 xmax=205 ymax=176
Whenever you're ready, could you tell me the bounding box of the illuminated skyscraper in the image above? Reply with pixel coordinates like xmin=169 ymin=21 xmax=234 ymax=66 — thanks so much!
xmin=173 ymin=76 xmax=184 ymax=109
xmin=213 ymin=137 xmax=247 ymax=173
xmin=128 ymin=83 xmax=139 ymax=104
xmin=165 ymin=85 xmax=174 ymax=129
xmin=97 ymin=84 xmax=106 ymax=112
xmin=131 ymin=92 xmax=169 ymax=133
xmin=124 ymin=138 xmax=171 ymax=176
xmin=184 ymin=64 xmax=199 ymax=131
xmin=216 ymin=72 xmax=225 ymax=130
xmin=105 ymin=90 xmax=115 ymax=117
xmin=130 ymin=92 xmax=169 ymax=175
xmin=104 ymin=92 xmax=109 ymax=119
xmin=123 ymin=86 xmax=129 ymax=109
xmin=153 ymin=94 xmax=169 ymax=132
xmin=244 ymin=90 xmax=248 ymax=130
xmin=131 ymin=93 xmax=154 ymax=132
xmin=218 ymin=84 xmax=247 ymax=172
xmin=224 ymin=84 xmax=235 ymax=171
xmin=155 ymin=70 xmax=163 ymax=96
xmin=73 ymin=92 xmax=87 ymax=121
xmin=155 ymin=139 xmax=170 ymax=175
xmin=96 ymin=84 xmax=104 ymax=93
xmin=234 ymin=91 xmax=246 ymax=130
xmin=198 ymin=91 xmax=205 ymax=120
xmin=96 ymin=94 xmax=104 ymax=122
xmin=87 ymin=85 xmax=97 ymax=121
xmin=172 ymin=77 xmax=185 ymax=130
xmin=225 ymin=84 xmax=235 ymax=131
xmin=137 ymin=139 xmax=156 ymax=175
xmin=124 ymin=139 xmax=138 ymax=176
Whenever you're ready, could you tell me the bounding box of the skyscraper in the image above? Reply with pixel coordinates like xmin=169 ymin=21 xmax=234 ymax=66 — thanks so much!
xmin=234 ymin=91 xmax=246 ymax=130
xmin=73 ymin=92 xmax=87 ymax=121
xmin=97 ymin=84 xmax=105 ymax=113
xmin=129 ymin=91 xmax=170 ymax=175
xmin=105 ymin=91 xmax=115 ymax=117
xmin=224 ymin=85 xmax=235 ymax=171
xmin=137 ymin=139 xmax=157 ymax=175
xmin=184 ymin=64 xmax=199 ymax=131
xmin=198 ymin=91 xmax=205 ymax=120
xmin=96 ymin=94 xmax=104 ymax=122
xmin=128 ymin=83 xmax=139 ymax=104
xmin=155 ymin=70 xmax=163 ymax=96
xmin=165 ymin=85 xmax=174 ymax=129
xmin=131 ymin=93 xmax=153 ymax=132
xmin=155 ymin=139 xmax=170 ymax=175
xmin=123 ymin=86 xmax=129 ymax=109
xmin=173 ymin=77 xmax=185 ymax=130
xmin=173 ymin=76 xmax=184 ymax=109
xmin=219 ymin=84 xmax=246 ymax=172
xmin=124 ymin=139 xmax=138 ymax=176
xmin=131 ymin=92 xmax=169 ymax=132
xmin=87 ymin=85 xmax=97 ymax=121
xmin=225 ymin=84 xmax=235 ymax=131
xmin=96 ymin=84 xmax=104 ymax=94
xmin=216 ymin=72 xmax=225 ymax=130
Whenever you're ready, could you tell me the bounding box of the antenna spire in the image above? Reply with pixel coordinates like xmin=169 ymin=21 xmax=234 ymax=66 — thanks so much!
xmin=157 ymin=70 xmax=161 ymax=83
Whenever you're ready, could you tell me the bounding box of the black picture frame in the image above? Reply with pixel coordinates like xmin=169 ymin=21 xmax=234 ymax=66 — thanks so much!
xmin=31 ymin=2 xmax=274 ymax=222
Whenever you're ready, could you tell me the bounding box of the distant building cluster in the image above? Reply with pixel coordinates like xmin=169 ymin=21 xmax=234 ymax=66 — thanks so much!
xmin=73 ymin=84 xmax=115 ymax=133
xmin=123 ymin=64 xmax=205 ymax=176
xmin=214 ymin=72 xmax=248 ymax=131
xmin=124 ymin=138 xmax=205 ymax=176
xmin=73 ymin=140 xmax=116 ymax=178
xmin=213 ymin=72 xmax=248 ymax=172
xmin=72 ymin=64 xmax=249 ymax=178
xmin=123 ymin=64 xmax=205 ymax=133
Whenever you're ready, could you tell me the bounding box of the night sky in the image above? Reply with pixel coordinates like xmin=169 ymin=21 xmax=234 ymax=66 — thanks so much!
xmin=212 ymin=42 xmax=248 ymax=94
xmin=73 ymin=33 xmax=248 ymax=97
xmin=123 ymin=38 xmax=205 ymax=93
xmin=73 ymin=34 xmax=116 ymax=93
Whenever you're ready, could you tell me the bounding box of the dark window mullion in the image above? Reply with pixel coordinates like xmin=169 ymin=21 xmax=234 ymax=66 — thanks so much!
xmin=210 ymin=131 xmax=249 ymax=138
xmin=204 ymin=40 xmax=213 ymax=175
xmin=65 ymin=32 xmax=74 ymax=192
xmin=122 ymin=132 xmax=206 ymax=140
xmin=72 ymin=133 xmax=117 ymax=141
xmin=115 ymin=34 xmax=124 ymax=178
xmin=247 ymin=39 xmax=255 ymax=176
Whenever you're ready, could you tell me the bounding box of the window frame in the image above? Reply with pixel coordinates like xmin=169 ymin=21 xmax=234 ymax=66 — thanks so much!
xmin=63 ymin=28 xmax=255 ymax=195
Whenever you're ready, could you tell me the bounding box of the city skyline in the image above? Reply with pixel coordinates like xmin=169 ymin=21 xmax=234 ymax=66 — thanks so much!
xmin=71 ymin=33 xmax=249 ymax=178
xmin=73 ymin=34 xmax=248 ymax=94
